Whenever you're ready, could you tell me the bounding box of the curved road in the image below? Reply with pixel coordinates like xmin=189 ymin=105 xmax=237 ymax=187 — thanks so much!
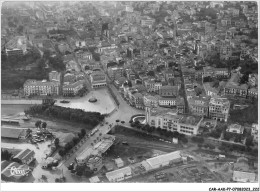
xmin=59 ymin=84 xmax=145 ymax=168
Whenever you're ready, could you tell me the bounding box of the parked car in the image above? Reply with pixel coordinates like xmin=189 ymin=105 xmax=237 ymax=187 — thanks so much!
xmin=68 ymin=163 xmax=74 ymax=170
xmin=122 ymin=141 xmax=129 ymax=145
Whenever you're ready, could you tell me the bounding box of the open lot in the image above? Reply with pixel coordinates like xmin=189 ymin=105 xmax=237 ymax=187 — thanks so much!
xmin=127 ymin=162 xmax=221 ymax=183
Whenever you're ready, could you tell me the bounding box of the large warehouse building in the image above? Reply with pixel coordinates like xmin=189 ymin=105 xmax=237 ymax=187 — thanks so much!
xmin=141 ymin=151 xmax=182 ymax=171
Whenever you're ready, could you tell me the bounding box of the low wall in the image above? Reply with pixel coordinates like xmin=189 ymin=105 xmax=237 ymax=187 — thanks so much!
xmin=1 ymin=99 xmax=42 ymax=105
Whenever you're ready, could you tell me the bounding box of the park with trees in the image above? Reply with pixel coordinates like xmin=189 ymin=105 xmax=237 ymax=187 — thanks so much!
xmin=25 ymin=105 xmax=105 ymax=128
xmin=129 ymin=119 xmax=188 ymax=144
xmin=58 ymin=128 xmax=87 ymax=157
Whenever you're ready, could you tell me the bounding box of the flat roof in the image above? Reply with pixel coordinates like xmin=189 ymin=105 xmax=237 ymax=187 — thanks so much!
xmin=89 ymin=176 xmax=100 ymax=183
xmin=1 ymin=127 xmax=27 ymax=139
xmin=13 ymin=149 xmax=35 ymax=162
xmin=106 ymin=166 xmax=131 ymax=180
xmin=179 ymin=115 xmax=202 ymax=126
xmin=233 ymin=171 xmax=256 ymax=182
xmin=146 ymin=151 xmax=182 ymax=168
xmin=115 ymin=158 xmax=124 ymax=164
xmin=77 ymin=135 xmax=115 ymax=161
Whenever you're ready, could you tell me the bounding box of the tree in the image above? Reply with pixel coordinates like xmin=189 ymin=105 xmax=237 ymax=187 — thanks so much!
xmin=54 ymin=138 xmax=60 ymax=147
xmin=58 ymin=149 xmax=64 ymax=156
xmin=78 ymin=132 xmax=83 ymax=139
xmin=147 ymin=71 xmax=155 ymax=77
xmin=181 ymin=137 xmax=188 ymax=144
xmin=191 ymin=136 xmax=204 ymax=143
xmin=26 ymin=128 xmax=32 ymax=136
xmin=1 ymin=149 xmax=13 ymax=161
xmin=17 ymin=25 xmax=24 ymax=33
xmin=49 ymin=55 xmax=65 ymax=71
xmin=173 ymin=131 xmax=180 ymax=138
xmin=128 ymin=81 xmax=132 ymax=87
xmin=81 ymin=129 xmax=86 ymax=137
xmin=42 ymin=122 xmax=47 ymax=129
xmin=35 ymin=120 xmax=42 ymax=128
xmin=245 ymin=136 xmax=254 ymax=147
xmin=72 ymin=137 xmax=80 ymax=145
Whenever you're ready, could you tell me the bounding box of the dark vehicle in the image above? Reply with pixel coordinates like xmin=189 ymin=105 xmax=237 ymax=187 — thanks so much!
xmin=122 ymin=141 xmax=129 ymax=145
xmin=60 ymin=100 xmax=70 ymax=104
xmin=68 ymin=163 xmax=74 ymax=170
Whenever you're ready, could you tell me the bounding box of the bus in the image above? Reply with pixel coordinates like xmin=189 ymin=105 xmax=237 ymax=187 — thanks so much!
xmin=90 ymin=128 xmax=98 ymax=136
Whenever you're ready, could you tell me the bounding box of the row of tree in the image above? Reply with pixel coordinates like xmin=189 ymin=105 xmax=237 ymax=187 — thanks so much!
xmin=25 ymin=105 xmax=105 ymax=127
xmin=229 ymin=102 xmax=258 ymax=125
xmin=129 ymin=120 xmax=188 ymax=144
xmin=58 ymin=128 xmax=86 ymax=157
xmin=1 ymin=149 xmax=13 ymax=161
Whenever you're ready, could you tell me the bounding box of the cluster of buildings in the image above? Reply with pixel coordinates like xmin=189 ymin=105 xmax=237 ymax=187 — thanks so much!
xmin=23 ymin=70 xmax=86 ymax=97
xmin=75 ymin=135 xmax=115 ymax=173
xmin=105 ymin=151 xmax=183 ymax=182
xmin=1 ymin=148 xmax=35 ymax=182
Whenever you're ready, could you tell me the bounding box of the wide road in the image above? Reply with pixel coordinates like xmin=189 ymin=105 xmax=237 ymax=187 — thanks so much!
xmin=59 ymin=84 xmax=144 ymax=168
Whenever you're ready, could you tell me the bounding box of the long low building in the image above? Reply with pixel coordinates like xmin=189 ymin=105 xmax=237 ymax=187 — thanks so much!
xmin=142 ymin=151 xmax=182 ymax=171
xmin=13 ymin=149 xmax=35 ymax=165
xmin=106 ymin=166 xmax=132 ymax=182
xmin=24 ymin=79 xmax=60 ymax=96
xmin=233 ymin=171 xmax=256 ymax=183
xmin=76 ymin=135 xmax=115 ymax=165
xmin=1 ymin=127 xmax=27 ymax=139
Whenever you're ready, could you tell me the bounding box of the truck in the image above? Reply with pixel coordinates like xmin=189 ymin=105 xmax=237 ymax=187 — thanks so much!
xmin=217 ymin=154 xmax=226 ymax=160
xmin=90 ymin=128 xmax=98 ymax=136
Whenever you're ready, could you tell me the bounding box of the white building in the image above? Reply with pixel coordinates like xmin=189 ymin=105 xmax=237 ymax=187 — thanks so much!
xmin=178 ymin=115 xmax=204 ymax=136
xmin=143 ymin=151 xmax=182 ymax=171
xmin=90 ymin=71 xmax=107 ymax=88
xmin=106 ymin=166 xmax=132 ymax=182
xmin=141 ymin=17 xmax=155 ymax=28
xmin=143 ymin=95 xmax=159 ymax=107
xmin=233 ymin=171 xmax=256 ymax=183
xmin=75 ymin=40 xmax=86 ymax=48
xmin=62 ymin=80 xmax=84 ymax=96
xmin=146 ymin=107 xmax=203 ymax=135
xmin=24 ymin=79 xmax=60 ymax=96
xmin=251 ymin=123 xmax=258 ymax=143
xmin=49 ymin=71 xmax=61 ymax=83
xmin=226 ymin=124 xmax=244 ymax=134
xmin=209 ymin=96 xmax=230 ymax=122
xmin=13 ymin=149 xmax=35 ymax=165
xmin=115 ymin=158 xmax=124 ymax=168
xmin=89 ymin=176 xmax=100 ymax=183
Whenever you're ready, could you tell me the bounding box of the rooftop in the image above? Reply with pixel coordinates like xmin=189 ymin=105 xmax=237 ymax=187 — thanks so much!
xmin=179 ymin=115 xmax=203 ymax=126
xmin=233 ymin=171 xmax=256 ymax=182
xmin=13 ymin=149 xmax=35 ymax=162
xmin=63 ymin=80 xmax=85 ymax=89
xmin=1 ymin=127 xmax=27 ymax=139
xmin=89 ymin=176 xmax=100 ymax=183
xmin=24 ymin=79 xmax=59 ymax=87
xmin=77 ymin=134 xmax=115 ymax=161
xmin=146 ymin=151 xmax=182 ymax=169
xmin=106 ymin=166 xmax=132 ymax=180
xmin=209 ymin=96 xmax=230 ymax=106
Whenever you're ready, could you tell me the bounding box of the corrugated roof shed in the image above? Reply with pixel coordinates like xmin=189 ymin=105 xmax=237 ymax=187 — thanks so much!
xmin=146 ymin=151 xmax=182 ymax=168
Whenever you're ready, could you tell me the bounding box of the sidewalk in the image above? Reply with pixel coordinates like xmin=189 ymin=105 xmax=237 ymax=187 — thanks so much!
xmin=1 ymin=99 xmax=42 ymax=105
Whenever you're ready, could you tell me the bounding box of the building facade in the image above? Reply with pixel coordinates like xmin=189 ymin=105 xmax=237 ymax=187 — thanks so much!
xmin=24 ymin=79 xmax=60 ymax=96
xmin=90 ymin=71 xmax=107 ymax=88
xmin=209 ymin=96 xmax=230 ymax=122
xmin=62 ymin=80 xmax=84 ymax=96
xmin=159 ymin=85 xmax=179 ymax=97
